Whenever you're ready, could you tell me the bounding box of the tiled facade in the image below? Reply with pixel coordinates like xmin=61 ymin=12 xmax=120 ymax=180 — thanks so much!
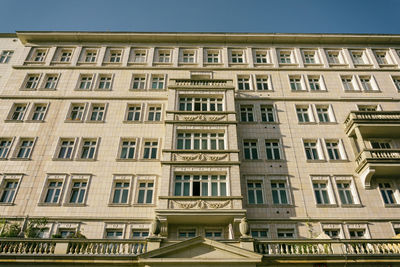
xmin=1 ymin=32 xmax=400 ymax=265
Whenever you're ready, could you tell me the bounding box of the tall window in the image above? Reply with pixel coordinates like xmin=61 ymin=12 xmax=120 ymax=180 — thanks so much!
xmin=0 ymin=139 xmax=12 ymax=159
xmin=238 ymin=77 xmax=250 ymax=90
xmin=90 ymin=105 xmax=105 ymax=121
xmin=158 ymin=52 xmax=171 ymax=63
xmin=133 ymin=51 xmax=146 ymax=63
xmin=137 ymin=181 xmax=154 ymax=204
xmin=10 ymin=104 xmax=27 ymax=121
xmin=151 ymin=76 xmax=165 ymax=89
xmin=375 ymin=52 xmax=388 ymax=64
xmin=97 ymin=75 xmax=112 ymax=90
xmin=326 ymin=141 xmax=342 ymax=160
xmin=289 ymin=76 xmax=303 ymax=91
xmin=179 ymin=97 xmax=223 ymax=111
xmin=80 ymin=140 xmax=97 ymax=159
xmin=69 ymin=104 xmax=85 ymax=121
xmin=341 ymin=76 xmax=356 ymax=91
xmin=244 ymin=140 xmax=258 ymax=160
xmin=112 ymin=182 xmax=130 ymax=204
xmin=147 ymin=106 xmax=161 ymax=121
xmin=337 ymin=182 xmax=354 ymax=205
xmin=265 ymin=140 xmax=282 ymax=160
xmin=44 ymin=181 xmax=63 ymax=203
xmin=255 ymin=52 xmax=268 ymax=63
xmin=313 ymin=182 xmax=330 ymax=204
xmin=316 ymin=106 xmax=331 ymax=123
xmin=119 ymin=140 xmax=136 ymax=159
xmin=279 ymin=51 xmax=292 ymax=63
xmin=176 ymin=133 xmax=224 ymax=150
xmin=57 ymin=139 xmax=75 ymax=159
xmin=182 ymin=52 xmax=195 ymax=63
xmin=207 ymin=51 xmax=219 ymax=63
xmin=303 ymin=51 xmax=316 ymax=64
xmin=132 ymin=75 xmax=146 ymax=89
xmin=16 ymin=139 xmax=34 ymax=159
xmin=260 ymin=105 xmax=276 ymax=122
xmin=304 ymin=141 xmax=320 ymax=160
xmin=59 ymin=50 xmax=72 ymax=62
xmin=126 ymin=105 xmax=141 ymax=121
xmin=0 ymin=51 xmax=13 ymax=63
xmin=0 ymin=180 xmax=18 ymax=203
xmin=25 ymin=74 xmax=40 ymax=89
xmin=256 ymin=77 xmax=270 ymax=90
xmin=143 ymin=141 xmax=158 ymax=159
xmin=84 ymin=50 xmax=97 ymax=62
xmin=231 ymin=52 xmax=244 ymax=63
xmin=174 ymin=174 xmax=227 ymax=196
xmin=271 ymin=181 xmax=289 ymax=204
xmin=44 ymin=75 xmax=58 ymax=89
xmin=78 ymin=75 xmax=93 ymax=90
xmin=109 ymin=50 xmax=122 ymax=63
xmin=308 ymin=76 xmax=321 ymax=91
xmin=240 ymin=106 xmax=254 ymax=122
xmin=296 ymin=107 xmax=311 ymax=123
xmin=247 ymin=181 xmax=264 ymax=204
xmin=69 ymin=181 xmax=87 ymax=204
xmin=379 ymin=183 xmax=397 ymax=204
xmin=359 ymin=76 xmax=373 ymax=91
xmin=392 ymin=77 xmax=400 ymax=91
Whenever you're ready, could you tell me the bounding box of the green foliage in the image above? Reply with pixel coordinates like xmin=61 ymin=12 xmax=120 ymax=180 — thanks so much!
xmin=25 ymin=217 xmax=48 ymax=238
xmin=0 ymin=222 xmax=21 ymax=237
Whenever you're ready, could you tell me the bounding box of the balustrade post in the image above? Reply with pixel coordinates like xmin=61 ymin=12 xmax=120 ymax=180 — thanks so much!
xmin=54 ymin=241 xmax=69 ymax=255
xmin=240 ymin=237 xmax=255 ymax=252
xmin=146 ymin=237 xmax=163 ymax=252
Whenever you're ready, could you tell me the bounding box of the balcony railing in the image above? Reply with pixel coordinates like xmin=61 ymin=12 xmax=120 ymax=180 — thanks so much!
xmin=344 ymin=111 xmax=400 ymax=133
xmin=254 ymin=239 xmax=400 ymax=256
xmin=169 ymin=79 xmax=234 ymax=89
xmin=356 ymin=149 xmax=400 ymax=167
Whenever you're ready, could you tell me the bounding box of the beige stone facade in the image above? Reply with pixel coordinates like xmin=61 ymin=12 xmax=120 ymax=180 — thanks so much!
xmin=0 ymin=32 xmax=400 ymax=265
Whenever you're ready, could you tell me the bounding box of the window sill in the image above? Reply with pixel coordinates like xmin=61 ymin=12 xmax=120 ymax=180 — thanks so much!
xmin=298 ymin=122 xmax=317 ymax=125
xmin=51 ymin=61 xmax=71 ymax=65
xmin=318 ymin=122 xmax=337 ymax=125
xmin=148 ymin=89 xmax=167 ymax=91
xmin=52 ymin=158 xmax=73 ymax=161
xmin=260 ymin=121 xmax=279 ymax=124
xmin=38 ymin=202 xmax=62 ymax=207
xmin=77 ymin=62 xmax=97 ymax=65
xmin=238 ymin=121 xmax=258 ymax=124
xmin=378 ymin=63 xmax=398 ymax=67
xmin=24 ymin=120 xmax=45 ymax=123
xmin=242 ymin=159 xmax=263 ymax=162
xmin=203 ymin=63 xmax=224 ymax=66
xmin=64 ymin=119 xmax=84 ymax=123
xmin=343 ymin=90 xmax=362 ymax=93
xmin=116 ymin=158 xmax=137 ymax=162
xmin=254 ymin=63 xmax=273 ymax=67
xmin=75 ymin=158 xmax=97 ymax=162
xmin=102 ymin=62 xmax=122 ymax=66
xmin=19 ymin=88 xmax=37 ymax=91
xmin=341 ymin=203 xmax=363 ymax=208
xmin=108 ymin=203 xmax=131 ymax=207
xmin=304 ymin=63 xmax=324 ymax=67
xmin=140 ymin=159 xmax=159 ymax=161
xmin=362 ymin=90 xmax=382 ymax=93
xmin=0 ymin=203 xmax=15 ymax=206
xmin=246 ymin=204 xmax=267 ymax=207
xmin=279 ymin=63 xmax=299 ymax=67
xmin=265 ymin=159 xmax=286 ymax=162
xmin=328 ymin=159 xmax=349 ymax=163
xmin=179 ymin=62 xmax=198 ymax=65
xmin=290 ymin=90 xmax=308 ymax=93
xmin=306 ymin=159 xmax=327 ymax=163
xmin=24 ymin=61 xmax=46 ymax=65
xmin=123 ymin=120 xmax=142 ymax=124
xmin=144 ymin=121 xmax=163 ymax=124
xmin=384 ymin=204 xmax=400 ymax=208
xmin=4 ymin=120 xmax=23 ymax=123
xmin=309 ymin=90 xmax=328 ymax=93
xmin=270 ymin=204 xmax=294 ymax=208
xmin=63 ymin=203 xmax=87 ymax=207
xmin=132 ymin=204 xmax=156 ymax=207
xmin=86 ymin=120 xmax=105 ymax=123
xmin=328 ymin=63 xmax=348 ymax=67
xmin=127 ymin=62 xmax=147 ymax=65
xmin=153 ymin=62 xmax=173 ymax=65
xmin=353 ymin=63 xmax=374 ymax=67
xmin=38 ymin=88 xmax=57 ymax=91
xmin=10 ymin=158 xmax=31 ymax=161
xmin=74 ymin=88 xmax=92 ymax=91
xmin=93 ymin=89 xmax=112 ymax=92
xmin=129 ymin=88 xmax=147 ymax=92
xmin=229 ymin=63 xmax=248 ymax=66
xmin=316 ymin=204 xmax=338 ymax=208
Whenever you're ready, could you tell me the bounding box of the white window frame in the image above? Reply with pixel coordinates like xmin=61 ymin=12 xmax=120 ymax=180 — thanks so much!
xmin=118 ymin=138 xmax=138 ymax=160
xmin=13 ymin=137 xmax=37 ymax=159
xmin=156 ymin=49 xmax=172 ymax=63
xmin=255 ymin=75 xmax=273 ymax=91
xmin=307 ymin=75 xmax=326 ymax=91
xmin=27 ymin=48 xmax=48 ymax=63
xmin=53 ymin=48 xmax=74 ymax=63
xmin=314 ymin=104 xmax=336 ymax=123
xmin=87 ymin=103 xmax=108 ymax=122
xmin=131 ymin=74 xmax=147 ymax=90
xmin=0 ymin=137 xmax=15 ymax=159
xmin=341 ymin=75 xmax=360 ymax=92
xmin=253 ymin=49 xmax=270 ymax=64
xmin=260 ymin=104 xmax=277 ymax=123
xmin=77 ymin=137 xmax=100 ymax=160
xmin=349 ymin=50 xmax=369 ymax=65
xmin=180 ymin=49 xmax=197 ymax=63
xmin=240 ymin=105 xmax=255 ymax=122
xmin=278 ymin=49 xmax=296 ymax=64
xmin=142 ymin=139 xmax=159 ymax=159
xmin=268 ymin=176 xmax=291 ymax=205
xmin=265 ymin=139 xmax=283 ymax=160
xmin=95 ymin=74 xmax=114 ymax=91
xmin=65 ymin=102 xmax=88 ymax=122
xmin=130 ymin=48 xmax=148 ymax=64
xmin=391 ymin=76 xmax=400 ymax=91
xmin=146 ymin=105 xmax=162 ymax=122
xmin=54 ymin=137 xmax=78 ymax=160
xmin=76 ymin=74 xmax=95 ymax=91
xmin=205 ymin=49 xmax=221 ymax=64
xmin=324 ymin=139 xmax=347 ymax=161
xmin=22 ymin=73 xmax=42 ymax=90
xmin=0 ymin=50 xmax=14 ymax=64
xmin=302 ymin=49 xmax=320 ymax=64
xmin=135 ymin=176 xmax=155 ymax=204
xmin=333 ymin=176 xmax=360 ymax=206
xmin=105 ymin=48 xmax=123 ymax=63
xmin=150 ymin=74 xmax=166 ymax=90
xmin=243 ymin=139 xmax=259 ymax=160
xmin=0 ymin=174 xmax=23 ymax=204
xmin=40 ymin=73 xmax=60 ymax=90
xmin=176 ymin=132 xmax=225 ymax=150
xmin=109 ymin=175 xmax=133 ymax=205
xmin=325 ymin=49 xmax=346 ymax=65
xmin=377 ymin=180 xmax=400 ymax=205
xmin=65 ymin=174 xmax=91 ymax=205
xmin=311 ymin=176 xmax=336 ymax=205
xmin=289 ymin=75 xmax=306 ymax=91
xmin=346 ymin=224 xmax=370 ymax=239
xmin=295 ymin=105 xmax=314 ymax=123
xmin=125 ymin=103 xmax=143 ymax=122
xmin=7 ymin=103 xmax=29 ymax=121
xmin=40 ymin=174 xmax=68 ymax=205
xmin=237 ymin=75 xmax=252 ymax=90
xmin=357 ymin=75 xmax=380 ymax=92
xmin=303 ymin=139 xmax=324 ymax=161
xmin=374 ymin=50 xmax=393 ymax=65
xmin=230 ymin=49 xmax=245 ymax=63
xmin=81 ymin=48 xmax=99 ymax=63
xmin=246 ymin=177 xmax=265 ymax=205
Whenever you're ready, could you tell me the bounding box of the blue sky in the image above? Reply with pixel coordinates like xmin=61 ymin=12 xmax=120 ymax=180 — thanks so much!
xmin=1 ymin=0 xmax=399 ymax=34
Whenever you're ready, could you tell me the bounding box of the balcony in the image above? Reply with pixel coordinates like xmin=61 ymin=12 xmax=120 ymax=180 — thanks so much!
xmin=345 ymin=111 xmax=400 ymax=137
xmin=168 ymin=79 xmax=234 ymax=90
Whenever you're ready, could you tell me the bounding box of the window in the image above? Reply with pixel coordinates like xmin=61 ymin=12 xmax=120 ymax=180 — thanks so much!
xmin=147 ymin=106 xmax=162 ymax=121
xmin=174 ymin=174 xmax=227 ymax=196
xmin=265 ymin=140 xmax=282 ymax=160
xmin=308 ymin=76 xmax=323 ymax=91
xmin=304 ymin=141 xmax=321 ymax=160
xmin=296 ymin=106 xmax=312 ymax=123
xmin=44 ymin=181 xmax=63 ymax=203
xmin=350 ymin=51 xmax=365 ymax=64
xmin=375 ymin=51 xmax=389 ymax=65
xmin=324 ymin=229 xmax=340 ymax=238
xmin=244 ymin=140 xmax=258 ymax=160
xmin=84 ymin=50 xmax=97 ymax=63
xmin=251 ymin=229 xmax=268 ymax=238
xmin=59 ymin=229 xmax=75 ymax=238
xmin=260 ymin=105 xmax=276 ymax=122
xmin=0 ymin=51 xmax=13 ymax=63
xmin=0 ymin=180 xmax=19 ymax=203
xmin=279 ymin=51 xmax=292 ymax=63
xmin=133 ymin=50 xmax=147 ymax=63
xmin=106 ymin=230 xmax=123 ymax=239
xmin=137 ymin=181 xmax=154 ymax=204
xmin=247 ymin=181 xmax=264 ymax=204
xmin=255 ymin=51 xmax=268 ymax=63
xmin=57 ymin=139 xmax=75 ymax=159
xmin=303 ymin=51 xmax=317 ymax=64
xmin=179 ymin=97 xmax=223 ymax=111
xmin=179 ymin=229 xmax=196 ymax=238
xmin=358 ymin=105 xmax=378 ymax=111
xmin=143 ymin=141 xmax=158 ymax=159
xmin=379 ymin=182 xmax=397 ymax=204
xmin=151 ymin=75 xmax=165 ymax=89
xmin=97 ymin=75 xmax=112 ymax=90
xmin=231 ymin=51 xmax=244 ymax=63
xmin=78 ymin=75 xmax=94 ymax=90
xmin=315 ymin=106 xmax=333 ymax=123
xmin=157 ymin=51 xmax=171 ymax=63
xmin=119 ymin=140 xmax=136 ymax=159
xmin=132 ymin=230 xmax=149 ymax=238
xmin=111 ymin=181 xmax=130 ymax=204
xmin=40 ymin=74 xmax=58 ymax=90
xmin=132 ymin=75 xmax=146 ymax=89
xmin=349 ymin=229 xmax=365 ymax=239
xmin=325 ymin=140 xmax=345 ymax=160
xmin=337 ymin=182 xmax=354 ymax=205
xmin=31 ymin=49 xmax=47 ymax=62
xmin=9 ymin=104 xmax=27 ymax=121
xmin=16 ymin=139 xmax=34 ymax=159
xmin=206 ymin=50 xmax=220 ymax=63
xmin=80 ymin=139 xmax=97 ymax=159
xmin=289 ymin=76 xmax=303 ymax=91
xmin=392 ymin=76 xmax=400 ymax=91
xmin=205 ymin=230 xmax=222 ymax=239
xmin=326 ymin=50 xmax=342 ymax=64
xmin=0 ymin=139 xmax=12 ymax=159
xmin=313 ymin=181 xmax=330 ymax=204
xmin=277 ymin=229 xmax=294 ymax=238
xmin=68 ymin=181 xmax=87 ymax=204
xmin=370 ymin=141 xmax=391 ymax=149
xmin=89 ymin=104 xmax=105 ymax=121
xmin=177 ymin=133 xmax=224 ymax=150
xmin=240 ymin=106 xmax=254 ymax=122
xmin=341 ymin=76 xmax=357 ymax=91
xmin=182 ymin=51 xmax=195 ymax=63
xmin=58 ymin=49 xmax=72 ymax=62
xmin=359 ymin=76 xmax=378 ymax=91
xmin=126 ymin=105 xmax=141 ymax=121
xmin=108 ymin=50 xmax=122 ymax=63
xmin=256 ymin=76 xmax=270 ymax=90
xmin=24 ymin=74 xmax=40 ymax=89
xmin=237 ymin=76 xmax=250 ymax=90
xmin=68 ymin=104 xmax=85 ymax=121
xmin=271 ymin=181 xmax=289 ymax=204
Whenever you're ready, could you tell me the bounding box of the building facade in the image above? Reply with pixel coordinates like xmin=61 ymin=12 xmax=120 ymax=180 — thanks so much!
xmin=0 ymin=32 xmax=400 ymax=266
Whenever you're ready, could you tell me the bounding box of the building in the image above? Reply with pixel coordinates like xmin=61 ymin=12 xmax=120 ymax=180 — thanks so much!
xmin=0 ymin=32 xmax=400 ymax=266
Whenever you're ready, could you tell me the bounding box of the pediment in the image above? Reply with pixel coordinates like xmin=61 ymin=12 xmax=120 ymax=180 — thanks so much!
xmin=139 ymin=236 xmax=262 ymax=263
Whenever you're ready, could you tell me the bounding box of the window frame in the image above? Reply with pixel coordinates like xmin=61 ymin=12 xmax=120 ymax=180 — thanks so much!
xmin=295 ymin=105 xmax=314 ymax=123
xmin=135 ymin=177 xmax=155 ymax=204
xmin=333 ymin=176 xmax=360 ymax=206
xmin=303 ymin=139 xmax=324 ymax=161
xmin=129 ymin=48 xmax=148 ymax=64
xmin=142 ymin=139 xmax=159 ymax=160
xmin=205 ymin=49 xmax=221 ymax=64
xmin=125 ymin=103 xmax=143 ymax=122
xmin=118 ymin=138 xmax=138 ymax=160
xmin=268 ymin=176 xmax=291 ymax=205
xmin=109 ymin=175 xmax=133 ymax=206
xmin=314 ymin=104 xmax=335 ymax=123
xmin=40 ymin=174 xmax=67 ymax=205
xmin=0 ymin=137 xmax=15 ymax=160
xmin=6 ymin=103 xmax=29 ymax=121
xmin=288 ymin=75 xmax=306 ymax=91
xmin=77 ymin=137 xmax=100 ymax=160
xmin=76 ymin=74 xmax=95 ymax=91
xmin=80 ymin=48 xmax=99 ymax=63
xmin=54 ymin=137 xmax=78 ymax=160
xmin=324 ymin=139 xmax=347 ymax=161
xmin=265 ymin=139 xmax=283 ymax=160
xmin=0 ymin=50 xmax=14 ymax=64
xmin=95 ymin=74 xmax=114 ymax=91
xmin=230 ymin=49 xmax=246 ymax=64
xmin=21 ymin=73 xmax=42 ymax=90
xmin=173 ymin=174 xmax=228 ymax=197
xmin=243 ymin=139 xmax=259 ymax=160
xmin=87 ymin=103 xmax=108 ymax=122
xmin=246 ymin=179 xmax=265 ymax=205
xmin=13 ymin=137 xmax=37 ymax=160
xmin=65 ymin=103 xmax=88 ymax=122
xmin=105 ymin=48 xmax=123 ymax=64
xmin=311 ymin=176 xmax=336 ymax=206
xmin=65 ymin=174 xmax=91 ymax=206
xmin=156 ymin=49 xmax=172 ymax=63
xmin=0 ymin=174 xmax=23 ymax=205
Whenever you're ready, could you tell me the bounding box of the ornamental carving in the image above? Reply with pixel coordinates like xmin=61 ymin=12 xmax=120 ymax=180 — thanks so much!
xmin=176 ymin=114 xmax=226 ymax=122
xmin=173 ymin=153 xmax=228 ymax=162
xmin=171 ymin=199 xmax=231 ymax=209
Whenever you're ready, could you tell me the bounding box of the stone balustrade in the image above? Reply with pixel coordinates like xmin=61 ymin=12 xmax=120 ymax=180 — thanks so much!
xmin=344 ymin=111 xmax=400 ymax=132
xmin=169 ymin=79 xmax=233 ymax=89
xmin=355 ymin=149 xmax=400 ymax=167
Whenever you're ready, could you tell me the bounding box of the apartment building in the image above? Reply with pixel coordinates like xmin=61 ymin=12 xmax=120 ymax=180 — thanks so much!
xmin=0 ymin=32 xmax=400 ymax=266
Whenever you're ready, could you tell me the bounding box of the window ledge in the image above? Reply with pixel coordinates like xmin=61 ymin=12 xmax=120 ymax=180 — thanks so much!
xmin=52 ymin=158 xmax=73 ymax=161
xmin=316 ymin=204 xmax=338 ymax=208
xmin=38 ymin=88 xmax=57 ymax=91
xmin=179 ymin=62 xmax=198 ymax=65
xmin=64 ymin=119 xmax=84 ymax=123
xmin=0 ymin=158 xmax=8 ymax=161
xmin=298 ymin=122 xmax=317 ymax=125
xmin=24 ymin=61 xmax=45 ymax=65
xmin=102 ymin=62 xmax=122 ymax=65
xmin=63 ymin=203 xmax=87 ymax=207
xmin=328 ymin=159 xmax=350 ymax=163
xmin=378 ymin=63 xmax=398 ymax=67
xmin=108 ymin=203 xmax=131 ymax=207
xmin=239 ymin=121 xmax=258 ymax=124
xmin=363 ymin=90 xmax=382 ymax=93
xmin=341 ymin=204 xmax=363 ymax=208
xmin=4 ymin=120 xmax=23 ymax=123
xmin=143 ymin=121 xmax=163 ymax=124
xmin=254 ymin=63 xmax=273 ymax=66
xmin=75 ymin=158 xmax=97 ymax=162
xmin=328 ymin=63 xmax=348 ymax=67
xmin=384 ymin=204 xmax=400 ymax=208
xmin=260 ymin=121 xmax=279 ymax=124
xmin=139 ymin=159 xmax=159 ymax=161
xmin=93 ymin=89 xmax=112 ymax=92
xmin=127 ymin=62 xmax=147 ymax=65
xmin=246 ymin=204 xmax=267 ymax=207
xmin=318 ymin=122 xmax=337 ymax=125
xmin=123 ymin=120 xmax=142 ymax=124
xmin=51 ymin=61 xmax=71 ymax=65
xmin=265 ymin=159 xmax=286 ymax=162
xmin=38 ymin=202 xmax=62 ymax=207
xmin=0 ymin=203 xmax=14 ymax=206
xmin=153 ymin=62 xmax=173 ymax=65
xmin=343 ymin=90 xmax=362 ymax=93
xmin=270 ymin=204 xmax=294 ymax=208
xmin=279 ymin=63 xmax=298 ymax=66
xmin=77 ymin=62 xmax=97 ymax=65
xmin=116 ymin=158 xmax=137 ymax=162
xmin=132 ymin=204 xmax=156 ymax=207
xmin=86 ymin=120 xmax=105 ymax=123
xmin=24 ymin=120 xmax=45 ymax=123
xmin=306 ymin=159 xmax=327 ymax=163
xmin=309 ymin=90 xmax=328 ymax=93
xmin=10 ymin=158 xmax=31 ymax=161
xmin=242 ymin=159 xmax=263 ymax=162
xmin=129 ymin=89 xmax=147 ymax=92
xmin=304 ymin=63 xmax=324 ymax=67
xmin=354 ymin=63 xmax=374 ymax=67
xmin=291 ymin=90 xmax=308 ymax=93
xmin=203 ymin=63 xmax=223 ymax=66
xmin=229 ymin=63 xmax=248 ymax=65
xmin=19 ymin=88 xmax=37 ymax=91
xmin=148 ymin=89 xmax=167 ymax=91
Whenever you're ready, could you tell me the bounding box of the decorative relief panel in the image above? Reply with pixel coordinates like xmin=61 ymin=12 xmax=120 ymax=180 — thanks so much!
xmin=170 ymin=199 xmax=232 ymax=209
xmin=172 ymin=153 xmax=228 ymax=162
xmin=175 ymin=114 xmax=227 ymax=122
